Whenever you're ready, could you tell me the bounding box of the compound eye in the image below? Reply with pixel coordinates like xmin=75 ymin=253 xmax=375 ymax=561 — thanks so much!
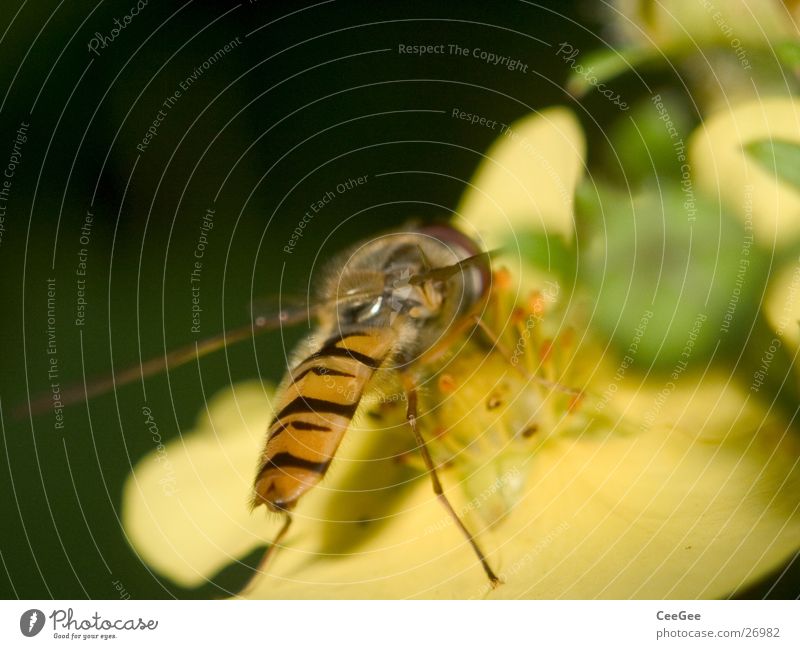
xmin=416 ymin=224 xmax=482 ymax=257
xmin=415 ymin=224 xmax=490 ymax=300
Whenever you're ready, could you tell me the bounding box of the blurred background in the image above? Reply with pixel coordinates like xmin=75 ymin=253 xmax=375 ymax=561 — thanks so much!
xmin=1 ymin=0 xmax=797 ymax=599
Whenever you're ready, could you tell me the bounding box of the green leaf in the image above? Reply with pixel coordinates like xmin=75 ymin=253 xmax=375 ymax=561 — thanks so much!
xmin=744 ymin=138 xmax=800 ymax=191
xmin=564 ymin=47 xmax=651 ymax=98
xmin=776 ymin=40 xmax=800 ymax=72
xmin=576 ymin=182 xmax=770 ymax=370
xmin=510 ymin=229 xmax=577 ymax=282
xmin=603 ymin=91 xmax=696 ymax=186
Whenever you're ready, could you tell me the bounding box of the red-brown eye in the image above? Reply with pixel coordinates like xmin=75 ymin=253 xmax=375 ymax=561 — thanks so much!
xmin=415 ymin=224 xmax=491 ymax=300
xmin=416 ymin=223 xmax=482 ymax=257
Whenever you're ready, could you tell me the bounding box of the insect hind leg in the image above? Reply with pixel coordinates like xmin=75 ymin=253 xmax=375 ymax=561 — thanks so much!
xmin=403 ymin=377 xmax=501 ymax=589
xmin=238 ymin=512 xmax=292 ymax=596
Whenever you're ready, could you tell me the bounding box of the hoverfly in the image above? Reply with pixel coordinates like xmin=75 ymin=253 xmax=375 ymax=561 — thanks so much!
xmin=25 ymin=223 xmax=511 ymax=587
xmin=250 ymin=223 xmax=502 ymax=587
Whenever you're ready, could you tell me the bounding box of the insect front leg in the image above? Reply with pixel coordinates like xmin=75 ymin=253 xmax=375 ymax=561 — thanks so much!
xmin=402 ymin=377 xmax=502 ymax=589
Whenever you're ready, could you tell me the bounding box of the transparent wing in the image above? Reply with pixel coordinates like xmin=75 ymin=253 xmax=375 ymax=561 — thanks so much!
xmin=21 ymin=252 xmax=488 ymax=418
xmin=250 ymin=293 xmax=314 ymax=328
xmin=19 ymin=299 xmax=316 ymax=418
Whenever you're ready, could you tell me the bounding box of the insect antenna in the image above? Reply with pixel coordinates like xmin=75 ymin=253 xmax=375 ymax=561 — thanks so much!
xmin=407 ymin=249 xmax=498 ymax=286
xmin=413 ymin=244 xmax=433 ymax=273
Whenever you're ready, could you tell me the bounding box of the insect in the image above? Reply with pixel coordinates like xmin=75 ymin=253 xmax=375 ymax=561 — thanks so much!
xmin=249 ymin=223 xmax=502 ymax=587
xmin=25 ymin=223 xmax=508 ymax=587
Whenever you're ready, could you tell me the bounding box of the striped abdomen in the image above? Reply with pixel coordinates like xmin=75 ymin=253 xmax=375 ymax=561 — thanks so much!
xmin=252 ymin=328 xmax=396 ymax=512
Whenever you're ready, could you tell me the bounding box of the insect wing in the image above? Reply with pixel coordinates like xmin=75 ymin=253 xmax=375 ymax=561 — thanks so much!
xmin=20 ymin=299 xmax=317 ymax=418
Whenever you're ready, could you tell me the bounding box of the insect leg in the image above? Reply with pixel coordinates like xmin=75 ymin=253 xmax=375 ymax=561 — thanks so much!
xmin=239 ymin=512 xmax=292 ymax=596
xmin=403 ymin=378 xmax=501 ymax=588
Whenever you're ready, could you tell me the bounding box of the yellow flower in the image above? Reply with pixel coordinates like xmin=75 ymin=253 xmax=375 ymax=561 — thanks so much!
xmin=122 ymin=110 xmax=800 ymax=598
xmin=690 ymin=97 xmax=800 ymax=245
xmin=454 ymin=107 xmax=585 ymax=247
xmin=610 ymin=0 xmax=795 ymax=52
xmin=603 ymin=1 xmax=799 ymax=110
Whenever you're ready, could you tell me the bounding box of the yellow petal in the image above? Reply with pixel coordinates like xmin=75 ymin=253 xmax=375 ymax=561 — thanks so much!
xmin=122 ymin=381 xmax=277 ymax=587
xmin=690 ymin=97 xmax=800 ymax=245
xmin=122 ymin=362 xmax=800 ymax=597
xmin=455 ymin=107 xmax=585 ymax=250
xmin=765 ymin=260 xmax=800 ymax=351
xmin=240 ymin=372 xmax=800 ymax=598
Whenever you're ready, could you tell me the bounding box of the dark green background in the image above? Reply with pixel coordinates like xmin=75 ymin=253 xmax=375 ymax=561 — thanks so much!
xmin=0 ymin=0 xmax=796 ymax=599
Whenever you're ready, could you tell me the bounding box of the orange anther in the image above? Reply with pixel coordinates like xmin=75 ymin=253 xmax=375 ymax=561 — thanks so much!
xmin=528 ymin=291 xmax=546 ymax=316
xmin=494 ymin=268 xmax=512 ymax=290
xmin=486 ymin=393 xmax=503 ymax=410
xmin=521 ymin=424 xmax=539 ymax=438
xmin=438 ymin=373 xmax=457 ymax=393
xmin=567 ymin=391 xmax=584 ymax=413
xmin=511 ymin=307 xmax=526 ymax=324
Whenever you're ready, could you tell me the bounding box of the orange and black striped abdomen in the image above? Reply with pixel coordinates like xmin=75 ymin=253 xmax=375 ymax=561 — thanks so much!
xmin=252 ymin=328 xmax=396 ymax=512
